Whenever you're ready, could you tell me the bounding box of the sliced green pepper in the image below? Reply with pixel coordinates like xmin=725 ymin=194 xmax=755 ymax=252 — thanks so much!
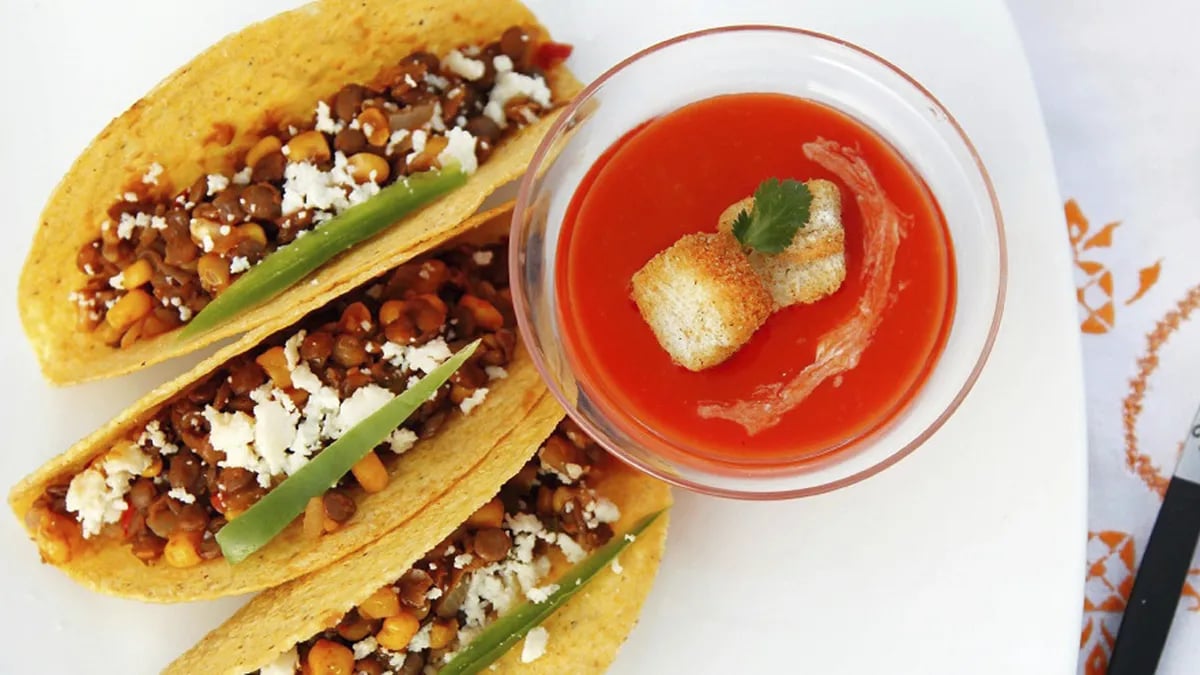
xmin=180 ymin=166 xmax=467 ymax=340
xmin=215 ymin=339 xmax=479 ymax=564
xmin=440 ymin=509 xmax=667 ymax=675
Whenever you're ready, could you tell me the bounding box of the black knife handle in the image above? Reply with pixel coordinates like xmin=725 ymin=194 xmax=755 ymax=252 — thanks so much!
xmin=1107 ymin=476 xmax=1200 ymax=674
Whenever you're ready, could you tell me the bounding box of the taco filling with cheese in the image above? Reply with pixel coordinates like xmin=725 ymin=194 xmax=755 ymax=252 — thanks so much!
xmin=167 ymin=423 xmax=672 ymax=675
xmin=11 ymin=206 xmax=558 ymax=601
xmin=19 ymin=0 xmax=581 ymax=385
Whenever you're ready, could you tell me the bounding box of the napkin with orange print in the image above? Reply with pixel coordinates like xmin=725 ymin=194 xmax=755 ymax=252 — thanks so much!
xmin=1011 ymin=2 xmax=1200 ymax=673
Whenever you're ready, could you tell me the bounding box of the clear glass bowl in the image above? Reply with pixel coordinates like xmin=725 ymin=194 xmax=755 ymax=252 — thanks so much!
xmin=511 ymin=26 xmax=1006 ymax=499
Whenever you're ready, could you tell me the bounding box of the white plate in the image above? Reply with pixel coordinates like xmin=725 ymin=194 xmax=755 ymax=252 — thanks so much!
xmin=0 ymin=1 xmax=1085 ymax=673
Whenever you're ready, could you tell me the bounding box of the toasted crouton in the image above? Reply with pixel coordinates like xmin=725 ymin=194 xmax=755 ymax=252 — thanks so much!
xmin=718 ymin=179 xmax=846 ymax=307
xmin=631 ymin=231 xmax=773 ymax=371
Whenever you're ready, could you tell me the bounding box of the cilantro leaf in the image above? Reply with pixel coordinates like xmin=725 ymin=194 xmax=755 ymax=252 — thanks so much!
xmin=730 ymin=178 xmax=812 ymax=254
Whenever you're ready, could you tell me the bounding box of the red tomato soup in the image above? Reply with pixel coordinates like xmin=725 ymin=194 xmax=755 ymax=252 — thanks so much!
xmin=556 ymin=93 xmax=955 ymax=465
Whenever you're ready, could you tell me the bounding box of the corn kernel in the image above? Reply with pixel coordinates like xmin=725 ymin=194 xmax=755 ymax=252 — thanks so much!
xmin=163 ymin=530 xmax=203 ymax=568
xmin=356 ymin=107 xmax=391 ymax=147
xmin=105 ymin=289 xmax=154 ymax=331
xmin=379 ymin=299 xmax=406 ymax=327
xmin=245 ymin=135 xmax=283 ymax=169
xmin=347 ymin=152 xmax=390 ymax=184
xmin=429 ymin=618 xmax=458 ymax=650
xmin=303 ymin=496 xmax=324 ymax=540
xmin=196 ymin=253 xmax=232 ymax=294
xmin=358 ymin=585 xmax=401 ymax=620
xmin=375 ymin=612 xmax=421 ymax=651
xmin=238 ymin=222 xmax=268 ymax=247
xmin=306 ymin=639 xmax=354 ymax=675
xmin=459 ymin=295 xmax=504 ymax=331
xmin=255 ymin=345 xmax=293 ymax=389
xmin=466 ymin=498 xmax=504 ymax=529
xmin=351 ymin=451 xmax=388 ymax=494
xmin=121 ymin=258 xmax=154 ymax=289
xmin=284 ymin=130 xmax=331 ymax=164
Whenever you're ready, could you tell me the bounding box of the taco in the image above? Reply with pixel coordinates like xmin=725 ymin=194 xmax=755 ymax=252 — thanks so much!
xmin=9 ymin=204 xmax=563 ymax=601
xmin=19 ymin=0 xmax=580 ymax=385
xmin=167 ymin=421 xmax=671 ymax=674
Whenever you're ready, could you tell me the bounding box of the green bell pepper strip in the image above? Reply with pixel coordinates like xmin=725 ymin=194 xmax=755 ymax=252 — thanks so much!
xmin=180 ymin=166 xmax=467 ymax=340
xmin=440 ymin=509 xmax=667 ymax=675
xmin=215 ymin=339 xmax=479 ymax=564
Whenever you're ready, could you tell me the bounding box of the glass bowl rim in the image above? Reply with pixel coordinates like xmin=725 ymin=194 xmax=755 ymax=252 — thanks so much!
xmin=510 ymin=24 xmax=1008 ymax=500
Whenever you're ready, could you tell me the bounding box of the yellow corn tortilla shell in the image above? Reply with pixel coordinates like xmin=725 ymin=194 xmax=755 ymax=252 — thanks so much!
xmin=19 ymin=0 xmax=581 ymax=385
xmin=166 ymin=410 xmax=671 ymax=675
xmin=8 ymin=204 xmax=561 ymax=602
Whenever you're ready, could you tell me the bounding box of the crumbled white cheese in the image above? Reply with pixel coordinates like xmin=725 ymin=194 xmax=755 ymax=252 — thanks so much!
xmin=283 ymin=330 xmax=306 ymax=370
xmin=205 ymin=407 xmax=264 ymax=484
xmin=280 ymin=153 xmax=378 ymax=218
xmin=314 ymin=100 xmax=345 ymax=134
xmin=137 ymin=419 xmax=179 ymax=456
xmin=66 ymin=470 xmax=125 ymax=539
xmin=430 ymin=101 xmax=447 ymax=133
xmin=554 ymin=533 xmax=587 ymax=563
xmin=229 ymin=256 xmax=251 ymax=274
xmin=485 ymin=366 xmax=507 ymax=380
xmin=427 ymin=586 xmax=444 ymax=600
xmin=178 ymin=305 xmax=193 ymax=322
xmin=253 ymin=393 xmax=302 ymax=477
xmin=116 ymin=212 xmax=145 ymax=240
xmin=351 ymin=636 xmax=378 ymax=661
xmin=330 ymin=385 xmax=394 ymax=438
xmin=141 ymin=162 xmax=164 ymax=185
xmin=206 ymin=173 xmax=230 ymax=196
xmin=407 ymin=623 xmax=433 ymax=652
xmin=405 ymin=130 xmax=428 ymax=166
xmin=584 ymin=496 xmax=620 ymax=529
xmin=454 ymin=553 xmax=475 ymax=568
xmin=564 ymin=463 xmax=584 ymax=481
xmin=611 ymin=556 xmax=624 ymax=575
xmin=385 ymin=128 xmax=410 ymax=155
xmin=426 ymin=73 xmax=450 ymax=90
xmin=489 ymin=71 xmax=551 ymax=114
xmin=108 ymin=272 xmax=125 ymax=290
xmin=404 ymin=337 xmax=452 ymax=372
xmin=218 ymin=225 xmax=232 ymax=236
xmin=459 ymin=387 xmax=489 ymax=415
xmin=150 ymin=215 xmax=168 ymax=230
xmin=388 ymin=428 xmax=419 ymax=454
xmin=493 ymin=55 xmax=514 ymax=73
xmin=473 ymin=250 xmax=494 ymax=266
xmin=438 ymin=127 xmax=478 ymax=174
xmin=521 ymin=627 xmax=548 ymax=663
xmin=444 ymin=49 xmax=486 ymax=80
xmin=258 ymin=647 xmax=298 ymax=675
xmin=167 ymin=487 xmax=196 ymax=504
xmin=483 ymin=101 xmax=506 ymax=129
xmin=201 ymin=234 xmax=215 ymax=253
xmin=232 ymin=166 xmax=254 ymax=185
xmin=123 ymin=191 xmax=139 ymax=203
xmin=624 ymin=533 xmax=637 ymax=542
xmin=525 ymin=583 xmax=559 ymax=604
xmin=65 ymin=443 xmax=151 ymax=538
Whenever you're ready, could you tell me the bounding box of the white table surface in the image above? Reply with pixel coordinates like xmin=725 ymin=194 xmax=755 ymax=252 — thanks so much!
xmin=0 ymin=1 xmax=1086 ymax=672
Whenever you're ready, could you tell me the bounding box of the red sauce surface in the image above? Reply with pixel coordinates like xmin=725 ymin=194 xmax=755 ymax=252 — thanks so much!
xmin=556 ymin=93 xmax=956 ymax=465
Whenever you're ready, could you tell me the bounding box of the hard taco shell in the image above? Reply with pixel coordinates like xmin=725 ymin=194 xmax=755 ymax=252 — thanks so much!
xmin=9 ymin=204 xmax=560 ymax=602
xmin=19 ymin=0 xmax=580 ymax=385
xmin=166 ymin=414 xmax=671 ymax=675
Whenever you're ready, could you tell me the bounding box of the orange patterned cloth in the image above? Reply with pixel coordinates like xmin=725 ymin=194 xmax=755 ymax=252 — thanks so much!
xmin=1011 ymin=3 xmax=1200 ymax=672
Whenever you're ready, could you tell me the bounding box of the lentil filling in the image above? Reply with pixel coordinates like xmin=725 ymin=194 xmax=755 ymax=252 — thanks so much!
xmin=70 ymin=26 xmax=564 ymax=349
xmin=255 ymin=423 xmax=620 ymax=675
xmin=30 ymin=240 xmax=516 ymax=568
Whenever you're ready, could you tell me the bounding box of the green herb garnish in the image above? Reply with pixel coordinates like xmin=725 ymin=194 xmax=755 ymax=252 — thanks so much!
xmin=730 ymin=178 xmax=813 ymax=254
xmin=180 ymin=166 xmax=467 ymax=340
xmin=215 ymin=339 xmax=479 ymax=564
xmin=440 ymin=509 xmax=667 ymax=675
